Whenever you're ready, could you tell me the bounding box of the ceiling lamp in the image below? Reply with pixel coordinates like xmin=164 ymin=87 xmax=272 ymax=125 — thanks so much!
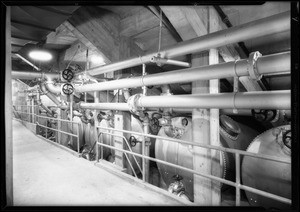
xmin=29 ymin=50 xmax=53 ymax=61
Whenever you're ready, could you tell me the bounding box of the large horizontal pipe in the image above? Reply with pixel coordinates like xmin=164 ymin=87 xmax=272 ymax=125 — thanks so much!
xmin=77 ymin=91 xmax=290 ymax=112
xmin=11 ymin=70 xmax=59 ymax=80
xmin=75 ymin=51 xmax=290 ymax=93
xmin=135 ymin=91 xmax=290 ymax=110
xmin=82 ymin=11 xmax=289 ymax=77
xmin=79 ymin=102 xmax=130 ymax=111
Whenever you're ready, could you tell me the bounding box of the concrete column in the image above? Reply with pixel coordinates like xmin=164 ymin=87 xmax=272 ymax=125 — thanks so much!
xmin=5 ymin=6 xmax=13 ymax=205
xmin=192 ymin=52 xmax=211 ymax=205
xmin=209 ymin=6 xmax=221 ymax=206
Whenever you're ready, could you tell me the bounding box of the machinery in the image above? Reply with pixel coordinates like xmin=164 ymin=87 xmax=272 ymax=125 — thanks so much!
xmin=242 ymin=125 xmax=291 ymax=210
xmin=155 ymin=115 xmax=259 ymax=202
xmin=11 ymin=10 xmax=292 ymax=207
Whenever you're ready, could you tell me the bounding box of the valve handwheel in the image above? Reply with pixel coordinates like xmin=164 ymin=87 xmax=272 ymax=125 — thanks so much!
xmin=282 ymin=130 xmax=291 ymax=149
xmin=251 ymin=109 xmax=277 ymax=122
xmin=62 ymin=83 xmax=74 ymax=95
xmin=62 ymin=68 xmax=74 ymax=81
xmin=129 ymin=136 xmax=137 ymax=147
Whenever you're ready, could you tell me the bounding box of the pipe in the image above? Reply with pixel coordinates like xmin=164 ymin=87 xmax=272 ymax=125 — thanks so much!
xmin=150 ymin=56 xmax=191 ymax=67
xmin=79 ymin=102 xmax=130 ymax=111
xmin=36 ymin=100 xmax=53 ymax=115
xmin=12 ymin=70 xmax=59 ymax=80
xmin=135 ymin=90 xmax=290 ymax=110
xmin=15 ymin=54 xmax=41 ymax=71
xmin=78 ymin=11 xmax=289 ymax=77
xmin=213 ymin=5 xmax=250 ymax=56
xmin=39 ymin=83 xmax=63 ymax=107
xmin=75 ymin=51 xmax=290 ymax=93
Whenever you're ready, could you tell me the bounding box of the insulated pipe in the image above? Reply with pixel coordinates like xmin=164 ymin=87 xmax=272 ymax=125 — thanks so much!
xmin=135 ymin=91 xmax=290 ymax=110
xmin=79 ymin=102 xmax=130 ymax=111
xmin=150 ymin=56 xmax=191 ymax=67
xmin=40 ymin=83 xmax=63 ymax=107
xmin=11 ymin=70 xmax=59 ymax=80
xmin=80 ymin=11 xmax=290 ymax=76
xmin=75 ymin=51 xmax=290 ymax=93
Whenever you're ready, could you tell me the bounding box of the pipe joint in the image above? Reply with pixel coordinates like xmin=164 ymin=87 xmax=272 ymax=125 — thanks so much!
xmin=248 ymin=51 xmax=262 ymax=80
xmin=127 ymin=94 xmax=143 ymax=114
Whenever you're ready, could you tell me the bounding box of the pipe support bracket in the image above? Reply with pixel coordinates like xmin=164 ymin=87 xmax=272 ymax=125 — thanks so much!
xmin=248 ymin=51 xmax=262 ymax=80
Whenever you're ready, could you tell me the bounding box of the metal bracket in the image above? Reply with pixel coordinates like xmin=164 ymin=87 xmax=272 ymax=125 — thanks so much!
xmin=248 ymin=51 xmax=262 ymax=81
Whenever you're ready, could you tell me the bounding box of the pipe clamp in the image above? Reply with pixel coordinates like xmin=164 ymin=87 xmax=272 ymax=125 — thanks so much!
xmin=248 ymin=51 xmax=262 ymax=80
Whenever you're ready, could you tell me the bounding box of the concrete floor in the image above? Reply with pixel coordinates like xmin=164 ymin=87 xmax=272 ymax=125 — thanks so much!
xmin=12 ymin=120 xmax=185 ymax=206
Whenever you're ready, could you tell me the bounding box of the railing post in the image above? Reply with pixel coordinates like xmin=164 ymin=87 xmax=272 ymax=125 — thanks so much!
xmin=235 ymin=152 xmax=241 ymax=206
xmin=45 ymin=125 xmax=48 ymax=139
xmin=142 ymin=139 xmax=145 ymax=182
xmin=77 ymin=122 xmax=80 ymax=154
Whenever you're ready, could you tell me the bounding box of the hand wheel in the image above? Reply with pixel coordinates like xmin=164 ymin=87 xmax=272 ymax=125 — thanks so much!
xmin=251 ymin=109 xmax=277 ymax=122
xmin=150 ymin=117 xmax=159 ymax=130
xmin=282 ymin=130 xmax=291 ymax=149
xmin=62 ymin=68 xmax=74 ymax=81
xmin=62 ymin=83 xmax=74 ymax=95
xmin=129 ymin=136 xmax=137 ymax=147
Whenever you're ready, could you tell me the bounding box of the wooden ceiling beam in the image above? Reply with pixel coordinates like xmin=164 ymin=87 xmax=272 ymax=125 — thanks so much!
xmin=68 ymin=6 xmax=120 ymax=62
xmin=120 ymin=7 xmax=160 ymax=37
xmin=62 ymin=20 xmax=111 ymax=64
xmin=161 ymin=6 xmax=263 ymax=92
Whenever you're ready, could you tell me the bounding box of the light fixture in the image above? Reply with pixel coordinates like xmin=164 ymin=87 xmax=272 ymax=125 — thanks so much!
xmin=90 ymin=55 xmax=105 ymax=65
xmin=29 ymin=50 xmax=53 ymax=61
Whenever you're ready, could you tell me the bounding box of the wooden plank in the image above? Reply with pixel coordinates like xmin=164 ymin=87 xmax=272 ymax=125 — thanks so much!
xmin=5 ymin=6 xmax=13 ymax=205
xmin=120 ymin=7 xmax=160 ymax=37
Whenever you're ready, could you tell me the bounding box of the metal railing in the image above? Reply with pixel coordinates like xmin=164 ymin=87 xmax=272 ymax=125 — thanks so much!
xmin=13 ymin=106 xmax=81 ymax=154
xmin=12 ymin=104 xmax=292 ymax=206
xmin=96 ymin=126 xmax=291 ymax=206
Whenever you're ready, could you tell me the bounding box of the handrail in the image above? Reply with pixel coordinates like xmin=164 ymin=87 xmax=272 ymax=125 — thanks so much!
xmin=97 ymin=126 xmax=290 ymax=164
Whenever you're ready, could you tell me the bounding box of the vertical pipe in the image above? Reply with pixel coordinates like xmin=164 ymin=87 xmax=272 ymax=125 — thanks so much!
xmin=235 ymin=153 xmax=241 ymax=206
xmin=143 ymin=119 xmax=150 ymax=182
xmin=142 ymin=64 xmax=147 ymax=96
xmin=5 ymin=5 xmax=13 ymax=205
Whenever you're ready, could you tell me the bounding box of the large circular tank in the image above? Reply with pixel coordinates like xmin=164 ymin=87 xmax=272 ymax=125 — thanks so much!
xmin=98 ymin=119 xmax=114 ymax=160
xmin=69 ymin=116 xmax=85 ymax=151
xmin=155 ymin=115 xmax=259 ymax=202
xmin=241 ymin=125 xmax=291 ymax=210
xmin=98 ymin=115 xmax=155 ymax=176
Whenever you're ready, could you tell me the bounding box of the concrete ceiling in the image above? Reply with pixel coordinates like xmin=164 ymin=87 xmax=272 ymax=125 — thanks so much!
xmin=11 ymin=3 xmax=291 ymax=90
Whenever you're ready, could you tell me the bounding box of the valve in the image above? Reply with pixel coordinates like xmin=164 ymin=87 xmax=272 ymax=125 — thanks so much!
xmin=150 ymin=117 xmax=160 ymax=131
xmin=62 ymin=68 xmax=74 ymax=82
xmin=251 ymin=109 xmax=277 ymax=122
xmin=282 ymin=129 xmax=291 ymax=149
xmin=168 ymin=174 xmax=185 ymax=194
xmin=62 ymin=83 xmax=74 ymax=95
xmin=129 ymin=136 xmax=138 ymax=147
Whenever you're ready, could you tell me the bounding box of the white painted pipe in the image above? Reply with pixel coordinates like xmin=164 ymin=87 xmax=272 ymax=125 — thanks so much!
xmin=75 ymin=52 xmax=290 ymax=93
xmin=136 ymin=91 xmax=290 ymax=110
xmin=80 ymin=11 xmax=290 ymax=76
